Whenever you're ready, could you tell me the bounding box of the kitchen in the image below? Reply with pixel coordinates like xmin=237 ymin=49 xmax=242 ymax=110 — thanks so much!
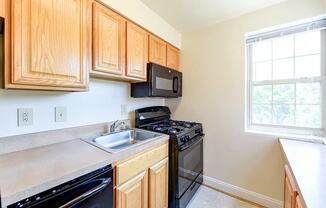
xmin=0 ymin=0 xmax=325 ymax=208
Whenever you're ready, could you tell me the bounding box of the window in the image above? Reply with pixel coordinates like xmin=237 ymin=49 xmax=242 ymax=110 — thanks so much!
xmin=246 ymin=16 xmax=326 ymax=137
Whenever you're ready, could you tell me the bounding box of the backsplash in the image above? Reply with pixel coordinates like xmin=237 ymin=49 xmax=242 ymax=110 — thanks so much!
xmin=0 ymin=79 xmax=164 ymax=137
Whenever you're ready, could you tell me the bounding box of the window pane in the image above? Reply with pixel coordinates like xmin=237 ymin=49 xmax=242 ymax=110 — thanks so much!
xmin=253 ymin=104 xmax=272 ymax=124
xmin=273 ymin=36 xmax=294 ymax=59
xmin=296 ymin=105 xmax=321 ymax=128
xmin=295 ymin=30 xmax=321 ymax=56
xmin=253 ymin=41 xmax=272 ymax=62
xmin=295 ymin=55 xmax=321 ymax=78
xmin=253 ymin=85 xmax=272 ymax=103
xmin=273 ymin=104 xmax=294 ymax=126
xmin=273 ymin=84 xmax=295 ymax=104
xmin=296 ymin=83 xmax=321 ymax=104
xmin=254 ymin=61 xmax=272 ymax=81
xmin=273 ymin=58 xmax=294 ymax=80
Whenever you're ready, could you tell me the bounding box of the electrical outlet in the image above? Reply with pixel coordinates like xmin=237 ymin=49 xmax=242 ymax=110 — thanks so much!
xmin=121 ymin=104 xmax=128 ymax=116
xmin=55 ymin=106 xmax=67 ymax=122
xmin=18 ymin=108 xmax=33 ymax=126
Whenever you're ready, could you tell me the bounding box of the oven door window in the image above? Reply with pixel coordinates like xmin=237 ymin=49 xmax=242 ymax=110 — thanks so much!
xmin=177 ymin=136 xmax=203 ymax=198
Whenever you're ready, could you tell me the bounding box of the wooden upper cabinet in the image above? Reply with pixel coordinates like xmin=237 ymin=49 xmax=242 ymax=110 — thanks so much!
xmin=149 ymin=35 xmax=166 ymax=66
xmin=116 ymin=170 xmax=149 ymax=208
xmin=149 ymin=158 xmax=169 ymax=208
xmin=166 ymin=44 xmax=180 ymax=71
xmin=7 ymin=0 xmax=90 ymax=91
xmin=126 ymin=21 xmax=148 ymax=80
xmin=92 ymin=2 xmax=126 ymax=77
xmin=0 ymin=0 xmax=5 ymax=17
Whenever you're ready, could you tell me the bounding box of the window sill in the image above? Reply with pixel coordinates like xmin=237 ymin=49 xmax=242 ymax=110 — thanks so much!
xmin=245 ymin=128 xmax=326 ymax=145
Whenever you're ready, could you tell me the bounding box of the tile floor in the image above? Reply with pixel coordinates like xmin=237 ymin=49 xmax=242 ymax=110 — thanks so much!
xmin=186 ymin=186 xmax=258 ymax=208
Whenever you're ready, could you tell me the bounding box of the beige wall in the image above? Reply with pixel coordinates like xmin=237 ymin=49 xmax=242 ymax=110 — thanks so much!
xmin=101 ymin=0 xmax=181 ymax=48
xmin=166 ymin=0 xmax=324 ymax=201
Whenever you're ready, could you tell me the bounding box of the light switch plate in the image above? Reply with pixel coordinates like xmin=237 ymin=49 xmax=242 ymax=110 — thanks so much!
xmin=121 ymin=104 xmax=128 ymax=116
xmin=55 ymin=106 xmax=67 ymax=122
xmin=18 ymin=108 xmax=33 ymax=126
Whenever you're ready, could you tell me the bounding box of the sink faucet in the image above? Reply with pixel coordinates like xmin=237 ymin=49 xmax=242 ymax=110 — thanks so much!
xmin=109 ymin=120 xmax=127 ymax=133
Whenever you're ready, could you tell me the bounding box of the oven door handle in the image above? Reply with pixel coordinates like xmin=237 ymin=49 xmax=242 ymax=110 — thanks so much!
xmin=59 ymin=178 xmax=112 ymax=208
xmin=179 ymin=134 xmax=204 ymax=152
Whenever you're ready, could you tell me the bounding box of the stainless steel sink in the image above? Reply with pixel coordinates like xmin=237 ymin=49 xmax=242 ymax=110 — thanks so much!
xmin=82 ymin=129 xmax=162 ymax=153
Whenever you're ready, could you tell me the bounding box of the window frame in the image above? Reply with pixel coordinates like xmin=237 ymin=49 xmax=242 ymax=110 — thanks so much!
xmin=245 ymin=28 xmax=326 ymax=137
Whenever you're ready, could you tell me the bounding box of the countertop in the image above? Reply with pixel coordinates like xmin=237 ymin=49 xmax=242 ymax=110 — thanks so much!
xmin=279 ymin=139 xmax=326 ymax=208
xmin=0 ymin=135 xmax=169 ymax=207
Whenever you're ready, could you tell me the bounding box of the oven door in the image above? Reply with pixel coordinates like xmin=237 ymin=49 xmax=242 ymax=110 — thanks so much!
xmin=150 ymin=63 xmax=182 ymax=97
xmin=177 ymin=135 xmax=203 ymax=198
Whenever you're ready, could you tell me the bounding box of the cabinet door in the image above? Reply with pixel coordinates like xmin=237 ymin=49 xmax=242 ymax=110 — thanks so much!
xmin=126 ymin=21 xmax=148 ymax=80
xmin=9 ymin=0 xmax=90 ymax=91
xmin=0 ymin=0 xmax=5 ymax=17
xmin=149 ymin=158 xmax=168 ymax=208
xmin=296 ymin=196 xmax=304 ymax=208
xmin=166 ymin=44 xmax=180 ymax=70
xmin=116 ymin=170 xmax=148 ymax=208
xmin=284 ymin=165 xmax=297 ymax=208
xmin=149 ymin=35 xmax=166 ymax=66
xmin=92 ymin=2 xmax=126 ymax=76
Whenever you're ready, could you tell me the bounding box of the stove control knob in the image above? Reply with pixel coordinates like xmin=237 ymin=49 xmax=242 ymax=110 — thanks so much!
xmin=180 ymin=138 xmax=187 ymax=143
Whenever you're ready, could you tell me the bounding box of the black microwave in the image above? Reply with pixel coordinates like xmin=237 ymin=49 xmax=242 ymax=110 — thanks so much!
xmin=131 ymin=63 xmax=182 ymax=98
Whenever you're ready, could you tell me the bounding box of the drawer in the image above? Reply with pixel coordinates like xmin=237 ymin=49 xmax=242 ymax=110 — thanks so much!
xmin=115 ymin=142 xmax=168 ymax=186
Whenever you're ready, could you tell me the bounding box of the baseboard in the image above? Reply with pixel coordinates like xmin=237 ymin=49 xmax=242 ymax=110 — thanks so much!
xmin=203 ymin=175 xmax=283 ymax=208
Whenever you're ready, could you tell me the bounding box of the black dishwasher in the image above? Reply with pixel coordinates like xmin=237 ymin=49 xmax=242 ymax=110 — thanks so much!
xmin=8 ymin=165 xmax=113 ymax=208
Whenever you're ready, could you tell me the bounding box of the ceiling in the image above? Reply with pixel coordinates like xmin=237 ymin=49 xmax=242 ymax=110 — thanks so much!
xmin=140 ymin=0 xmax=287 ymax=32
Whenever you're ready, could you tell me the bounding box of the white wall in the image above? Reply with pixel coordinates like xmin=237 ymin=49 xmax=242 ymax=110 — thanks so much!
xmin=167 ymin=0 xmax=325 ymax=201
xmin=0 ymin=79 xmax=163 ymax=137
xmin=101 ymin=0 xmax=181 ymax=48
xmin=0 ymin=0 xmax=183 ymax=137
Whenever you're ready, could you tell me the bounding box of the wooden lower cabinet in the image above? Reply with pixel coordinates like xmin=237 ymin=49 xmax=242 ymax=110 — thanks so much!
xmin=284 ymin=165 xmax=305 ymax=208
xmin=116 ymin=170 xmax=148 ymax=208
xmin=114 ymin=142 xmax=169 ymax=208
xmin=149 ymin=158 xmax=169 ymax=208
xmin=284 ymin=174 xmax=296 ymax=208
xmin=295 ymin=196 xmax=304 ymax=208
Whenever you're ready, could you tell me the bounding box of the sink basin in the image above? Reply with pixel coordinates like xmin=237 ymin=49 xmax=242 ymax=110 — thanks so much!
xmin=82 ymin=129 xmax=162 ymax=153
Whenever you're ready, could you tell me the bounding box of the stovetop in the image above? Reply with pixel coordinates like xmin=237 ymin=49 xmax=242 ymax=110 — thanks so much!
xmin=135 ymin=106 xmax=203 ymax=147
xmin=144 ymin=120 xmax=202 ymax=137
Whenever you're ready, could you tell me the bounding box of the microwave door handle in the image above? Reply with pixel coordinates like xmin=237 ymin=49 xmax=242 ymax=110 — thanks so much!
xmin=59 ymin=178 xmax=112 ymax=208
xmin=173 ymin=77 xmax=178 ymax=93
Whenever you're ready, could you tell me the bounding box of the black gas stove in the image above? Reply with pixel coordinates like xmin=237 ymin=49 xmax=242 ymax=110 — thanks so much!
xmin=135 ymin=106 xmax=204 ymax=208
